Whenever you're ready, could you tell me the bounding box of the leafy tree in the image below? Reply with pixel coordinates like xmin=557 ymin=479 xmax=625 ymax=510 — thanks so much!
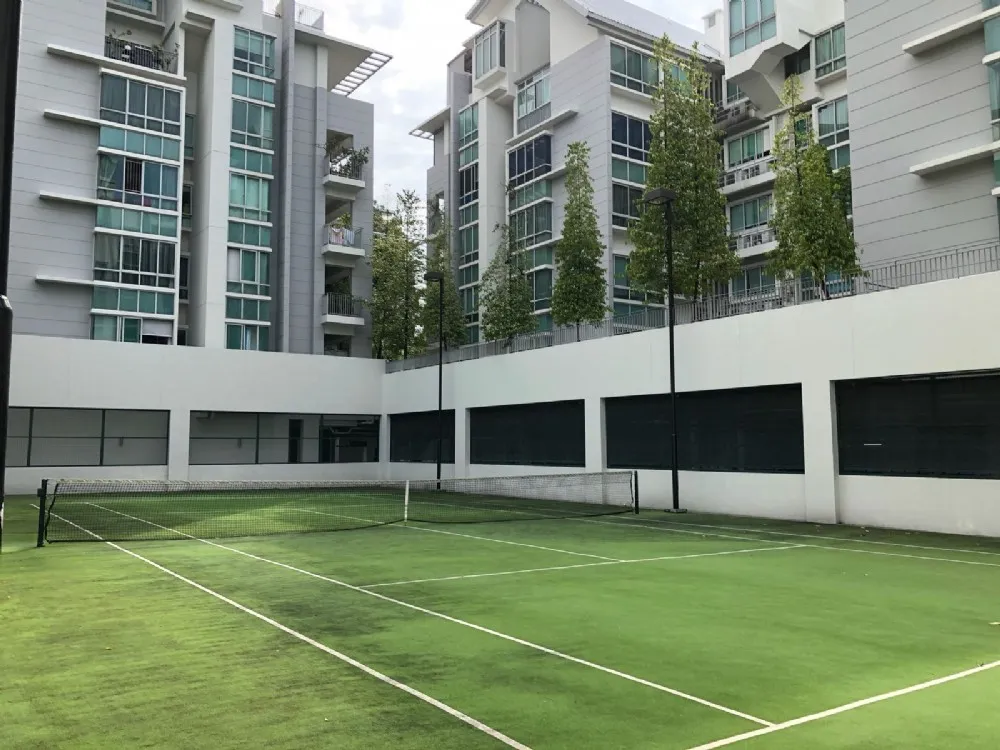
xmin=369 ymin=190 xmax=424 ymax=359
xmin=420 ymin=218 xmax=466 ymax=349
xmin=480 ymin=223 xmax=535 ymax=344
xmin=627 ymin=37 xmax=738 ymax=299
xmin=551 ymin=141 xmax=608 ymax=336
xmin=768 ymin=76 xmax=860 ymax=298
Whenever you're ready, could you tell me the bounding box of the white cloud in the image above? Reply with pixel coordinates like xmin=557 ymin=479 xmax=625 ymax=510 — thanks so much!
xmin=312 ymin=0 xmax=721 ymax=202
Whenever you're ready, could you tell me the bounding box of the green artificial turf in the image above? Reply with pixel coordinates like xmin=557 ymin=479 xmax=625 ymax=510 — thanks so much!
xmin=3 ymin=496 xmax=1000 ymax=749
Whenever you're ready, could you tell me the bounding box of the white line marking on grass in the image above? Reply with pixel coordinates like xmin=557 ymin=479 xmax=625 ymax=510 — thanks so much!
xmin=299 ymin=508 xmax=621 ymax=561
xmin=638 ymin=518 xmax=1000 ymax=560
xmin=684 ymin=659 xmax=1000 ymax=750
xmin=86 ymin=503 xmax=776 ymax=728
xmin=42 ymin=508 xmax=532 ymax=750
xmin=593 ymin=517 xmax=1000 ymax=569
xmin=361 ymin=545 xmax=807 ymax=588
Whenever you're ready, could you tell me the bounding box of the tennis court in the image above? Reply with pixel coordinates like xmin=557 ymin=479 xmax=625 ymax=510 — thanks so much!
xmin=4 ymin=474 xmax=1000 ymax=749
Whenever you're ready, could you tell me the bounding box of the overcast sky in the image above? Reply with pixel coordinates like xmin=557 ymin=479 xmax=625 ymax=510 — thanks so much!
xmin=308 ymin=0 xmax=720 ymax=203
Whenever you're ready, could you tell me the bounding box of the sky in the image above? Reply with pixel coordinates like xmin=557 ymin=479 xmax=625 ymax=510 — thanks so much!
xmin=308 ymin=0 xmax=720 ymax=204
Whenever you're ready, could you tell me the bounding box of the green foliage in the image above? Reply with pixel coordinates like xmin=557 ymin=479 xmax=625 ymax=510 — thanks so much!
xmin=627 ymin=37 xmax=738 ymax=298
xmin=369 ymin=190 xmax=425 ymax=359
xmin=551 ymin=141 xmax=608 ymax=331
xmin=420 ymin=219 xmax=466 ymax=349
xmin=480 ymin=223 xmax=535 ymax=343
xmin=769 ymin=77 xmax=860 ymax=298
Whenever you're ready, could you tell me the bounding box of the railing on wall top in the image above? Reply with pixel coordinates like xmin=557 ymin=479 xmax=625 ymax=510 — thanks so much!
xmin=385 ymin=243 xmax=1000 ymax=374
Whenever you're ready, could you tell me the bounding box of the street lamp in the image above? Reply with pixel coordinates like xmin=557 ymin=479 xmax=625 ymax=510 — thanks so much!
xmin=642 ymin=187 xmax=685 ymax=514
xmin=423 ymin=270 xmax=445 ymax=490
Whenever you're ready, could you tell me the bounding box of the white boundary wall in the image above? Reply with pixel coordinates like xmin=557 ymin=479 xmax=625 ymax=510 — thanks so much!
xmin=11 ymin=271 xmax=1000 ymax=536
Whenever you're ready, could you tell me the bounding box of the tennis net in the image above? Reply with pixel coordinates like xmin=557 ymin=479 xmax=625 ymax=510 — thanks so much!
xmin=39 ymin=472 xmax=637 ymax=543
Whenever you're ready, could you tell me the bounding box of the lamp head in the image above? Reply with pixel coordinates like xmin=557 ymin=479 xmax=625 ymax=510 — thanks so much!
xmin=424 ymin=271 xmax=445 ymax=283
xmin=643 ymin=187 xmax=677 ymax=207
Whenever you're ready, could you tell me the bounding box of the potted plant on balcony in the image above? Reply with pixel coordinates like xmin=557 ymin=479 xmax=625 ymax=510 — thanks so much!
xmin=324 ymin=136 xmax=370 ymax=180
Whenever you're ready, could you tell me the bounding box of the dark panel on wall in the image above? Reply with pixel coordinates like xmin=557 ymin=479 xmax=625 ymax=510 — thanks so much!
xmin=470 ymin=400 xmax=585 ymax=467
xmin=390 ymin=410 xmax=456 ymax=463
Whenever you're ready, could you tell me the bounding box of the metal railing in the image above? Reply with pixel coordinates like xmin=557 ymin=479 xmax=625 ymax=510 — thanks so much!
xmin=324 ymin=292 xmax=365 ymax=318
xmin=104 ymin=35 xmax=173 ymax=73
xmin=385 ymin=243 xmax=1000 ymax=374
xmin=326 ymin=224 xmax=363 ymax=248
xmin=715 ymin=100 xmax=761 ymax=128
xmin=329 ymin=157 xmax=365 ymax=181
xmin=719 ymin=158 xmax=774 ymax=189
xmin=517 ymin=102 xmax=551 ymax=134
xmin=730 ymin=227 xmax=777 ymax=252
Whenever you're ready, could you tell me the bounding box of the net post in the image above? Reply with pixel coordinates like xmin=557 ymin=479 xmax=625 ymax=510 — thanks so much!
xmin=633 ymin=471 xmax=639 ymax=514
xmin=35 ymin=479 xmax=48 ymax=547
xmin=403 ymin=480 xmax=409 ymax=523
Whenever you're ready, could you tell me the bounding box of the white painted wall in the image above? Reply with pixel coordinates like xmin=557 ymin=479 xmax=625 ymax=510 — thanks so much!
xmin=543 ymin=0 xmax=600 ymax=65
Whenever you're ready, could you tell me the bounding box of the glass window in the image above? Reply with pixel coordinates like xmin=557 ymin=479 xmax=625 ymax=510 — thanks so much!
xmin=96 ymin=206 xmax=177 ymax=238
xmin=234 ymin=28 xmax=276 ymax=78
xmin=228 ymin=221 xmax=271 ymax=247
xmin=509 ymin=202 xmax=553 ymax=249
xmin=726 ymin=127 xmax=770 ymax=167
xmin=730 ymin=0 xmax=777 ymax=56
xmin=815 ymin=24 xmax=847 ymax=78
xmin=459 ymin=163 xmax=479 ymax=206
xmin=818 ymin=97 xmax=850 ymax=169
xmin=100 ymin=75 xmax=182 ymax=135
xmin=508 ymin=135 xmax=552 ymax=188
xmin=612 ymin=184 xmax=643 ymax=227
xmin=458 ymin=103 xmax=479 ymax=148
xmin=730 ymin=195 xmax=771 ymax=233
xmin=231 ymin=100 xmax=275 ymax=151
xmin=508 ymin=179 xmax=552 ymax=211
xmin=610 ymin=43 xmax=659 ymax=95
xmin=611 ymin=113 xmax=651 ymax=163
xmin=230 ymin=146 xmax=274 ymax=175
xmin=529 ymin=268 xmax=553 ymax=311
xmin=228 ymin=174 xmax=272 ymax=222
xmin=458 ymin=225 xmax=479 ymax=265
xmin=517 ymin=69 xmax=550 ymax=119
xmin=474 ymin=21 xmax=505 ymax=79
xmin=94 ymin=235 xmax=175 ymax=288
xmin=459 ymin=143 xmax=479 ymax=167
xmin=226 ymin=248 xmax=271 ymax=296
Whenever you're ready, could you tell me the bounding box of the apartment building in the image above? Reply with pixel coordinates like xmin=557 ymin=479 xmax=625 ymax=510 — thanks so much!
xmin=411 ymin=0 xmax=719 ymax=342
xmin=11 ymin=0 xmax=389 ymax=357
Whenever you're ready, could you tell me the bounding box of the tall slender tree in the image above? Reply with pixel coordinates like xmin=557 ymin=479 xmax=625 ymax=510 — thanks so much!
xmin=369 ymin=190 xmax=424 ymax=359
xmin=768 ymin=76 xmax=860 ymax=298
xmin=480 ymin=223 xmax=535 ymax=344
xmin=628 ymin=37 xmax=738 ymax=299
xmin=420 ymin=218 xmax=466 ymax=349
xmin=551 ymin=141 xmax=608 ymax=337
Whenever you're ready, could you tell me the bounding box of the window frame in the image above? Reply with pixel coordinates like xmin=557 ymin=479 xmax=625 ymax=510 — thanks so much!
xmin=611 ymin=183 xmax=644 ymax=227
xmin=508 ymin=135 xmax=552 ymax=189
xmin=509 ymin=201 xmax=553 ymax=250
xmin=729 ymin=0 xmax=777 ymax=56
xmin=233 ymin=28 xmax=277 ymax=79
xmin=228 ymin=173 xmax=272 ymax=223
xmin=729 ymin=193 xmax=772 ymax=234
xmin=817 ymin=96 xmax=850 ymax=170
xmin=226 ymin=247 xmax=271 ymax=297
xmin=610 ymin=42 xmax=659 ymax=96
xmin=815 ymin=24 xmax=847 ymax=79
xmin=94 ymin=234 xmax=176 ymax=289
xmin=516 ymin=68 xmax=551 ymax=119
xmin=100 ymin=75 xmax=182 ymax=136
xmin=226 ymin=322 xmax=271 ymax=351
xmin=474 ymin=21 xmax=506 ymax=80
xmin=231 ymin=99 xmax=275 ymax=151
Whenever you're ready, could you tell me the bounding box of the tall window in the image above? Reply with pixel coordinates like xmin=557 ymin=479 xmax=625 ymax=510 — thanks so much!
xmin=229 ymin=174 xmax=271 ymax=222
xmin=458 ymin=225 xmax=479 ymax=266
xmin=226 ymin=323 xmax=269 ymax=351
xmin=729 ymin=0 xmax=777 ymax=55
xmin=516 ymin=69 xmax=550 ymax=119
xmin=612 ymin=113 xmax=651 ymax=185
xmin=458 ymin=103 xmax=479 ymax=148
xmin=474 ymin=21 xmax=506 ymax=79
xmin=510 ymin=202 xmax=552 ymax=249
xmin=612 ymin=184 xmax=643 ymax=227
xmin=231 ymin=100 xmax=274 ymax=150
xmin=610 ymin=43 xmax=658 ymax=95
xmin=731 ymin=265 xmax=775 ymax=296
xmin=234 ymin=28 xmax=276 ymax=78
xmin=815 ymin=24 xmax=846 ymax=78
xmin=508 ymin=135 xmax=552 ymax=188
xmin=818 ymin=97 xmax=850 ymax=169
xmin=227 ymin=248 xmax=270 ymax=296
xmin=94 ymin=235 xmax=175 ymax=288
xmin=459 ymin=163 xmax=479 ymax=206
xmin=726 ymin=127 xmax=770 ymax=168
xmin=528 ymin=268 xmax=552 ymax=311
xmin=232 ymin=73 xmax=276 ymax=104
xmin=990 ymin=62 xmax=1000 ymax=140
xmin=726 ymin=80 xmax=745 ymax=103
xmin=100 ymin=75 xmax=182 ymax=135
xmin=97 ymin=155 xmax=179 ymax=210
xmin=729 ymin=194 xmax=772 ymax=233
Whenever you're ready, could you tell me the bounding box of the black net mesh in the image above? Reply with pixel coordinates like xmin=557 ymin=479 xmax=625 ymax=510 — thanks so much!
xmin=42 ymin=472 xmax=635 ymax=543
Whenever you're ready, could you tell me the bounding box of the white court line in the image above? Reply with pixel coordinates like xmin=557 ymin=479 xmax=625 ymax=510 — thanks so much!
xmin=86 ymin=503 xmax=775 ymax=728
xmin=592 ymin=517 xmax=1000 ymax=569
xmin=361 ymin=545 xmax=806 ymax=588
xmin=635 ymin=517 xmax=1000 ymax=560
xmin=298 ymin=508 xmax=621 ymax=562
xmin=44 ymin=508 xmax=531 ymax=750
xmin=685 ymin=658 xmax=1000 ymax=750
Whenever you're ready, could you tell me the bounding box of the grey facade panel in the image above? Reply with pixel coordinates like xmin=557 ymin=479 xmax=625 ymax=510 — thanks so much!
xmin=10 ymin=0 xmax=106 ymax=338
xmin=288 ymin=85 xmax=320 ymax=355
xmin=516 ymin=2 xmax=551 ymax=81
xmin=847 ymin=0 xmax=997 ymax=263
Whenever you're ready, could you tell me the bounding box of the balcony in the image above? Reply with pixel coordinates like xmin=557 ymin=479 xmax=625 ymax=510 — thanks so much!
xmin=719 ymin=158 xmax=775 ymax=196
xmin=714 ymin=99 xmax=764 ymax=133
xmin=324 ymin=148 xmax=367 ymax=200
xmin=729 ymin=227 xmax=777 ymax=258
xmin=322 ymin=224 xmax=365 ymax=265
xmin=322 ymin=292 xmax=365 ymax=329
xmin=104 ymin=35 xmax=176 ymax=74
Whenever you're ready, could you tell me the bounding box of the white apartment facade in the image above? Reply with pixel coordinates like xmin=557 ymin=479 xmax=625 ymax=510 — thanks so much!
xmin=11 ymin=0 xmax=389 ymax=357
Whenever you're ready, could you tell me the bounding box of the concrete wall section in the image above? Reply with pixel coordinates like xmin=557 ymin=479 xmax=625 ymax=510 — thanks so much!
xmin=288 ymin=84 xmax=320 ymax=354
xmin=848 ymin=0 xmax=997 ymax=261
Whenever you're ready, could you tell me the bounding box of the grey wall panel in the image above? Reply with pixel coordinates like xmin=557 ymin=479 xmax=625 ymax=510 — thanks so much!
xmin=288 ymin=85 xmax=319 ymax=355
xmin=847 ymin=0 xmax=997 ymax=263
xmin=516 ymin=1 xmax=551 ymax=81
xmin=11 ymin=0 xmax=106 ymax=338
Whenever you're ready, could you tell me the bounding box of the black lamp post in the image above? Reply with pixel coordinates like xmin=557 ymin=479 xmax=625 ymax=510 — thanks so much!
xmin=424 ymin=270 xmax=445 ymax=490
xmin=642 ymin=187 xmax=685 ymax=514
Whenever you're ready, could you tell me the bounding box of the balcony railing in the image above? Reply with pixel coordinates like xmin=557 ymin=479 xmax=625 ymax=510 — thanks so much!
xmin=715 ymin=99 xmax=760 ymax=128
xmin=325 ymin=292 xmax=364 ymax=318
xmin=384 ymin=243 xmax=1000 ymax=373
xmin=329 ymin=157 xmax=365 ymax=181
xmin=719 ymin=158 xmax=774 ymax=188
xmin=326 ymin=224 xmax=363 ymax=248
xmin=104 ymin=35 xmax=174 ymax=73
xmin=729 ymin=227 xmax=777 ymax=252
